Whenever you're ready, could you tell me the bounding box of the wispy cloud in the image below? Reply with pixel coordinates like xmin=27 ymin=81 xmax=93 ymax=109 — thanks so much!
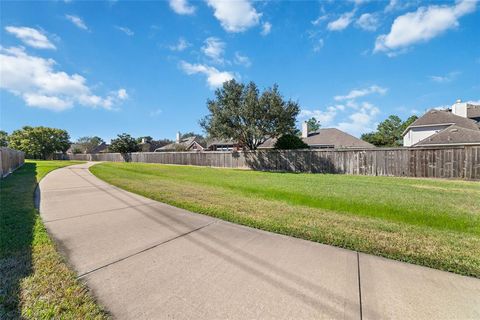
xmin=115 ymin=26 xmax=134 ymax=36
xmin=234 ymin=52 xmax=251 ymax=67
xmin=65 ymin=14 xmax=88 ymax=30
xmin=261 ymin=22 xmax=272 ymax=35
xmin=169 ymin=37 xmax=191 ymax=51
xmin=334 ymin=85 xmax=387 ymax=101
xmin=327 ymin=11 xmax=355 ymax=31
xmin=5 ymin=26 xmax=56 ymax=49
xmin=429 ymin=71 xmax=460 ymax=83
xmin=202 ymin=37 xmax=226 ymax=64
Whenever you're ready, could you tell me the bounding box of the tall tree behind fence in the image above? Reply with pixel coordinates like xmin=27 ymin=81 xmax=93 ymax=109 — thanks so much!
xmin=0 ymin=147 xmax=25 ymax=178
xmin=55 ymin=146 xmax=480 ymax=180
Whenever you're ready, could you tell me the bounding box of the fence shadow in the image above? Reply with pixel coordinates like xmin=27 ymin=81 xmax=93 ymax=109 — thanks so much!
xmin=244 ymin=150 xmax=340 ymax=174
xmin=0 ymin=163 xmax=37 ymax=318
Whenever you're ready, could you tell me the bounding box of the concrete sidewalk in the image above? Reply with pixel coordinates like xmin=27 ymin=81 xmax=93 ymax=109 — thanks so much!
xmin=39 ymin=162 xmax=480 ymax=319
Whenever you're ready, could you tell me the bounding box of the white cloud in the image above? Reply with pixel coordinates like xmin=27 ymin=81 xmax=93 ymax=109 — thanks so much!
xmin=117 ymin=88 xmax=128 ymax=100
xmin=334 ymin=85 xmax=387 ymax=101
xmin=375 ymin=0 xmax=477 ymax=54
xmin=5 ymin=26 xmax=56 ymax=50
xmin=429 ymin=71 xmax=460 ymax=83
xmin=206 ymin=0 xmax=261 ymax=32
xmin=169 ymin=37 xmax=191 ymax=51
xmin=300 ymin=105 xmax=342 ymax=125
xmin=179 ymin=61 xmax=234 ymax=89
xmin=0 ymin=46 xmax=126 ymax=111
xmin=336 ymin=102 xmax=380 ymax=136
xmin=384 ymin=0 xmax=399 ymax=12
xmin=261 ymin=22 xmax=272 ymax=35
xmin=327 ymin=11 xmax=355 ymax=31
xmin=312 ymin=15 xmax=328 ymax=26
xmin=65 ymin=14 xmax=88 ymax=30
xmin=202 ymin=37 xmax=226 ymax=64
xmin=355 ymin=13 xmax=379 ymax=31
xmin=233 ymin=52 xmax=251 ymax=67
xmin=169 ymin=0 xmax=196 ymax=15
xmin=313 ymin=39 xmax=324 ymax=52
xmin=115 ymin=26 xmax=134 ymax=36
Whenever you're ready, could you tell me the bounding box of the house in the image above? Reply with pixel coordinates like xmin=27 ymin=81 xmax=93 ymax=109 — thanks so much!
xmin=403 ymin=100 xmax=480 ymax=147
xmin=155 ymin=132 xmax=205 ymax=152
xmin=258 ymin=122 xmax=374 ymax=149
xmin=206 ymin=139 xmax=242 ymax=151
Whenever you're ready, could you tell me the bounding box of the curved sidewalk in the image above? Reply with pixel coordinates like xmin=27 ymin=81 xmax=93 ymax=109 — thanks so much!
xmin=39 ymin=162 xmax=480 ymax=319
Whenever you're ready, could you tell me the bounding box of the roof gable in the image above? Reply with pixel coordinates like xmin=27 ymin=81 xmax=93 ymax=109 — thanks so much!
xmin=406 ymin=109 xmax=479 ymax=133
xmin=414 ymin=124 xmax=480 ymax=146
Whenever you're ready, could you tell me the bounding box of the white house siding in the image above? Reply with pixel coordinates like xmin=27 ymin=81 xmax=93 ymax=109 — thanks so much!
xmin=403 ymin=125 xmax=450 ymax=147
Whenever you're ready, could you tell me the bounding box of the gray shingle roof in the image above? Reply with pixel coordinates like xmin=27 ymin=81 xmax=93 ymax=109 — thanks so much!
xmin=407 ymin=109 xmax=479 ymax=131
xmin=414 ymin=124 xmax=480 ymax=146
xmin=157 ymin=136 xmax=199 ymax=151
xmin=303 ymin=128 xmax=374 ymax=148
xmin=258 ymin=128 xmax=374 ymax=149
xmin=467 ymin=104 xmax=480 ymax=119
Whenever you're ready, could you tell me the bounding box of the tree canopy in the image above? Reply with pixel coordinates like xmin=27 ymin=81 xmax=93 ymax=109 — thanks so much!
xmin=0 ymin=130 xmax=8 ymax=147
xmin=200 ymin=80 xmax=300 ymax=150
xmin=274 ymin=134 xmax=309 ymax=150
xmin=109 ymin=133 xmax=139 ymax=154
xmin=361 ymin=115 xmax=418 ymax=147
xmin=74 ymin=136 xmax=104 ymax=153
xmin=8 ymin=126 xmax=70 ymax=159
xmin=306 ymin=117 xmax=320 ymax=132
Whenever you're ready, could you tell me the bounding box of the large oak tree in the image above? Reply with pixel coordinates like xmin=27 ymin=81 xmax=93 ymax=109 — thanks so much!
xmin=8 ymin=126 xmax=70 ymax=159
xmin=200 ymin=80 xmax=300 ymax=150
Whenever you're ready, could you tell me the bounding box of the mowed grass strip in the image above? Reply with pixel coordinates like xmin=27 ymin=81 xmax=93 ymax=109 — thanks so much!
xmin=0 ymin=161 xmax=108 ymax=319
xmin=91 ymin=162 xmax=480 ymax=278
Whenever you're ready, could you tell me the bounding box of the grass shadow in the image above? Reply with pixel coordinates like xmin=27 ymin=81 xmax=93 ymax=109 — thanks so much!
xmin=0 ymin=163 xmax=37 ymax=318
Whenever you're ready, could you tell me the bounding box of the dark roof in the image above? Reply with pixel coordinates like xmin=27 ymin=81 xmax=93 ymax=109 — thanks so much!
xmin=206 ymin=139 xmax=237 ymax=148
xmin=467 ymin=104 xmax=480 ymax=119
xmin=406 ymin=109 xmax=479 ymax=132
xmin=258 ymin=129 xmax=374 ymax=149
xmin=303 ymin=128 xmax=375 ymax=148
xmin=414 ymin=124 xmax=480 ymax=146
xmin=91 ymin=142 xmax=109 ymax=153
xmin=156 ymin=136 xmax=202 ymax=151
xmin=257 ymin=137 xmax=277 ymax=149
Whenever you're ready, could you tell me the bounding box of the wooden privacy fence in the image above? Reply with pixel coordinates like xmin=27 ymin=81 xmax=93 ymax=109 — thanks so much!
xmin=0 ymin=147 xmax=25 ymax=178
xmin=56 ymin=146 xmax=480 ymax=180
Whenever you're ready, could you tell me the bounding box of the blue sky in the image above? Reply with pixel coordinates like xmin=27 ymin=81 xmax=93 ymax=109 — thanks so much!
xmin=1 ymin=0 xmax=479 ymax=141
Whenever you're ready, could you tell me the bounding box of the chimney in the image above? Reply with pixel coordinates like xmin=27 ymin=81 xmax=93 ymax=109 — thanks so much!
xmin=176 ymin=131 xmax=181 ymax=143
xmin=301 ymin=121 xmax=309 ymax=138
xmin=451 ymin=99 xmax=467 ymax=118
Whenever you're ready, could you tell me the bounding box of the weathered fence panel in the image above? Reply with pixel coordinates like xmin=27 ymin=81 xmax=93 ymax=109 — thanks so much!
xmin=0 ymin=147 xmax=25 ymax=178
xmin=57 ymin=146 xmax=480 ymax=180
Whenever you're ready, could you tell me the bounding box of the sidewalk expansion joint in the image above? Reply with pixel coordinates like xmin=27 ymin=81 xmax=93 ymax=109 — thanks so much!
xmin=357 ymin=252 xmax=363 ymax=320
xmin=77 ymin=221 xmax=217 ymax=279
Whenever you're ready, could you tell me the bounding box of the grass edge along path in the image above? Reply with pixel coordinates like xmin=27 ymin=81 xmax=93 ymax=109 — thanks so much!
xmin=90 ymin=162 xmax=480 ymax=278
xmin=0 ymin=160 xmax=109 ymax=319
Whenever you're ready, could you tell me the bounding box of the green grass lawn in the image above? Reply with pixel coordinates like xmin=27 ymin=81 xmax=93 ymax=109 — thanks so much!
xmin=91 ymin=162 xmax=480 ymax=278
xmin=0 ymin=160 xmax=108 ymax=319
